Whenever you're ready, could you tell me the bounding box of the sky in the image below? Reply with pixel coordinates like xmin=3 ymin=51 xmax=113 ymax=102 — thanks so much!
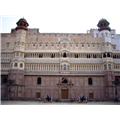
xmin=0 ymin=15 xmax=120 ymax=34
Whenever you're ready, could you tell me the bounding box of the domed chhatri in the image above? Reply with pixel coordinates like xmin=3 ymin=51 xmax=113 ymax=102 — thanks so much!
xmin=97 ymin=18 xmax=111 ymax=31
xmin=15 ymin=18 xmax=29 ymax=31
xmin=99 ymin=18 xmax=108 ymax=23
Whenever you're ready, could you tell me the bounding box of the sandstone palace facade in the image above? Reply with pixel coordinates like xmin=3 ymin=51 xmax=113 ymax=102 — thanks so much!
xmin=1 ymin=18 xmax=120 ymax=101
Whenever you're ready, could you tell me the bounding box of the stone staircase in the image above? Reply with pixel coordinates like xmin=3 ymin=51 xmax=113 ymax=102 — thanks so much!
xmin=61 ymin=99 xmax=71 ymax=102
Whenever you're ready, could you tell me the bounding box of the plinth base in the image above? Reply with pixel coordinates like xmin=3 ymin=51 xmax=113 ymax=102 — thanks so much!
xmin=79 ymin=102 xmax=87 ymax=103
xmin=44 ymin=101 xmax=52 ymax=103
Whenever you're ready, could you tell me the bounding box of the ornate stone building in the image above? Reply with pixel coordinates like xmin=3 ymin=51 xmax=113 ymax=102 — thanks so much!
xmin=1 ymin=18 xmax=120 ymax=101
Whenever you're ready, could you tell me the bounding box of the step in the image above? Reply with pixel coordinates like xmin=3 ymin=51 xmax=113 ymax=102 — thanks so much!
xmin=61 ymin=99 xmax=71 ymax=102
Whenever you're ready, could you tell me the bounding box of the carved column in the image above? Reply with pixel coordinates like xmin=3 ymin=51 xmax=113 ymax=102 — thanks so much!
xmin=15 ymin=86 xmax=18 ymax=100
xmin=106 ymin=53 xmax=107 ymax=57
xmin=58 ymin=85 xmax=61 ymax=102
xmin=70 ymin=85 xmax=72 ymax=100
xmin=22 ymin=86 xmax=24 ymax=100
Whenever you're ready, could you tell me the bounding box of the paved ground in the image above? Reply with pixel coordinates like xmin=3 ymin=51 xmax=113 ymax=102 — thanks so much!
xmin=1 ymin=101 xmax=120 ymax=105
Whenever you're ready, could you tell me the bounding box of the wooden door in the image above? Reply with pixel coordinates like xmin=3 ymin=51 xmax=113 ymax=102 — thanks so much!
xmin=62 ymin=89 xmax=68 ymax=99
xmin=89 ymin=93 xmax=93 ymax=98
xmin=36 ymin=92 xmax=41 ymax=98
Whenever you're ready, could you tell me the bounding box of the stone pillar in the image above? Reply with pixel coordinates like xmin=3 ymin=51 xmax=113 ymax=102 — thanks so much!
xmin=15 ymin=86 xmax=18 ymax=100
xmin=22 ymin=86 xmax=24 ymax=100
xmin=70 ymin=85 xmax=72 ymax=100
xmin=58 ymin=86 xmax=61 ymax=102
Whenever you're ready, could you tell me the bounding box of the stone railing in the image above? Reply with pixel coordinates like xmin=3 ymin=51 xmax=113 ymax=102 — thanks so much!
xmin=1 ymin=58 xmax=11 ymax=63
xmin=25 ymin=58 xmax=103 ymax=64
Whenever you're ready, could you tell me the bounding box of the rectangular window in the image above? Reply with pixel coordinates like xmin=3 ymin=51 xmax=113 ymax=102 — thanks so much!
xmin=88 ymin=78 xmax=93 ymax=85
xmin=36 ymin=92 xmax=41 ymax=98
xmin=89 ymin=93 xmax=93 ymax=99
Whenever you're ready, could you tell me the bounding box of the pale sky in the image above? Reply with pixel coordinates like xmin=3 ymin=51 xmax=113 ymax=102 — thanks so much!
xmin=0 ymin=15 xmax=120 ymax=34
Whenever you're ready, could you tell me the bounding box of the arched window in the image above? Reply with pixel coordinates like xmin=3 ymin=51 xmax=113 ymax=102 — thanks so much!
xmin=37 ymin=77 xmax=41 ymax=85
xmin=88 ymin=78 xmax=93 ymax=85
xmin=14 ymin=63 xmax=18 ymax=67
xmin=63 ymin=53 xmax=67 ymax=57
xmin=104 ymin=64 xmax=107 ymax=70
xmin=63 ymin=64 xmax=66 ymax=70
xmin=20 ymin=63 xmax=23 ymax=68
xmin=107 ymin=53 xmax=110 ymax=57
xmin=103 ymin=54 xmax=106 ymax=58
xmin=108 ymin=64 xmax=111 ymax=70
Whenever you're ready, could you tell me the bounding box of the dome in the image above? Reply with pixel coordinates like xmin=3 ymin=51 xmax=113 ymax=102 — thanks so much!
xmin=97 ymin=18 xmax=111 ymax=31
xmin=16 ymin=18 xmax=29 ymax=26
xmin=99 ymin=18 xmax=107 ymax=23
xmin=97 ymin=18 xmax=110 ymax=26
xmin=15 ymin=18 xmax=29 ymax=31
xmin=17 ymin=18 xmax=28 ymax=24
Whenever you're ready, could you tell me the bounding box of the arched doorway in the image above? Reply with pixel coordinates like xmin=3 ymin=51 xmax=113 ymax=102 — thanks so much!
xmin=57 ymin=77 xmax=74 ymax=101
xmin=61 ymin=87 xmax=68 ymax=99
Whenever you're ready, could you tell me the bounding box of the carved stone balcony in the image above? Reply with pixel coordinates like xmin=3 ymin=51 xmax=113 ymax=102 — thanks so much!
xmin=25 ymin=58 xmax=103 ymax=64
xmin=102 ymin=57 xmax=113 ymax=63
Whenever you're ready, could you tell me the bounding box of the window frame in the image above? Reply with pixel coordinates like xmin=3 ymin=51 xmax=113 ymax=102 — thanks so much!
xmin=37 ymin=77 xmax=41 ymax=85
xmin=88 ymin=78 xmax=93 ymax=85
xmin=20 ymin=63 xmax=23 ymax=68
xmin=14 ymin=63 xmax=18 ymax=67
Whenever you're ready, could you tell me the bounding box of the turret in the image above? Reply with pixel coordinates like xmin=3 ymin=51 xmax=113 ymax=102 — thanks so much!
xmin=15 ymin=18 xmax=29 ymax=31
xmin=97 ymin=18 xmax=111 ymax=32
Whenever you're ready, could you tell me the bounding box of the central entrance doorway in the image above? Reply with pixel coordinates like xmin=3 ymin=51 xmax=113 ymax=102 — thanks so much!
xmin=61 ymin=89 xmax=68 ymax=99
